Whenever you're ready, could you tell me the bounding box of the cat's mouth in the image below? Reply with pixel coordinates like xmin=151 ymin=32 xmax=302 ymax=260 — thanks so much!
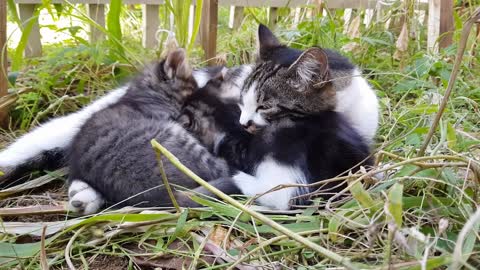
xmin=244 ymin=123 xmax=259 ymax=134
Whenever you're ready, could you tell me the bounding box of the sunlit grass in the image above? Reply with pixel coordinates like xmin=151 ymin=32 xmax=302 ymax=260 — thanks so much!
xmin=0 ymin=2 xmax=479 ymax=269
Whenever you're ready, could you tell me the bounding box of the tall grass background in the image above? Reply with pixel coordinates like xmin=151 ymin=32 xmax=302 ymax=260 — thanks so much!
xmin=0 ymin=1 xmax=479 ymax=269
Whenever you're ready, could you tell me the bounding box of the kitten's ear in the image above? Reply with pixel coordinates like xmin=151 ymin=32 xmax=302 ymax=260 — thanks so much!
xmin=257 ymin=24 xmax=281 ymax=55
xmin=212 ymin=67 xmax=228 ymax=81
xmin=288 ymin=47 xmax=329 ymax=90
xmin=164 ymin=48 xmax=192 ymax=80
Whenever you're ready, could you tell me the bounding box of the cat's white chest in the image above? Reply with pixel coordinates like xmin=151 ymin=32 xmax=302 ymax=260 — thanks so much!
xmin=233 ymin=157 xmax=306 ymax=210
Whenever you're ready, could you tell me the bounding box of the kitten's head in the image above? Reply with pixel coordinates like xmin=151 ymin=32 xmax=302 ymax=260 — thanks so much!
xmin=239 ymin=24 xmax=336 ymax=129
xmin=193 ymin=65 xmax=253 ymax=102
xmin=134 ymin=48 xmax=197 ymax=102
xmin=179 ymin=68 xmax=242 ymax=150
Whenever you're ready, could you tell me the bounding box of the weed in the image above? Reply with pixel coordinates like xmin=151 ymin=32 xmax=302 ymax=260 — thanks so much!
xmin=1 ymin=3 xmax=479 ymax=269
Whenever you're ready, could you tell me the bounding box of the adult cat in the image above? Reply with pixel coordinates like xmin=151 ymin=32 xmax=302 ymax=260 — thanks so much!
xmin=240 ymin=24 xmax=379 ymax=144
xmin=187 ymin=25 xmax=376 ymax=210
xmin=186 ymin=71 xmax=373 ymax=210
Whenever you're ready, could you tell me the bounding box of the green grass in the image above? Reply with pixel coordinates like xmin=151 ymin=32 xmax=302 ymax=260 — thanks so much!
xmin=1 ymin=3 xmax=480 ymax=269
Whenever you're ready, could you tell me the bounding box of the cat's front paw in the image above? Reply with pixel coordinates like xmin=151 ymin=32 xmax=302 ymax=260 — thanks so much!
xmin=68 ymin=180 xmax=104 ymax=215
xmin=174 ymin=190 xmax=202 ymax=208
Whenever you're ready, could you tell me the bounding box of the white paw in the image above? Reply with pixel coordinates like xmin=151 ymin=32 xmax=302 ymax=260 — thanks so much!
xmin=68 ymin=180 xmax=104 ymax=215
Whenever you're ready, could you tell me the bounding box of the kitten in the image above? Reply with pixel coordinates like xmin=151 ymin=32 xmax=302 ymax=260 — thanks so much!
xmin=0 ymin=64 xmax=250 ymax=188
xmin=241 ymin=24 xmax=379 ymax=144
xmin=67 ymin=49 xmax=234 ymax=214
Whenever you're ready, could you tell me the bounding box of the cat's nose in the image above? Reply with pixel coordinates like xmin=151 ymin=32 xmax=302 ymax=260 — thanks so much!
xmin=241 ymin=120 xmax=254 ymax=129
xmin=242 ymin=120 xmax=257 ymax=134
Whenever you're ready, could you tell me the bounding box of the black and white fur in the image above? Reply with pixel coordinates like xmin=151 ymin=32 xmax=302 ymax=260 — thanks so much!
xmin=210 ymin=25 xmax=376 ymax=210
xmin=66 ymin=49 xmax=240 ymax=214
xmin=240 ymin=25 xmax=379 ymax=144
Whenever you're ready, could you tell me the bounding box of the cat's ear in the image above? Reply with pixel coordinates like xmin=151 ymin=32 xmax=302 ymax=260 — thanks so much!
xmin=288 ymin=47 xmax=329 ymax=90
xmin=257 ymin=24 xmax=281 ymax=54
xmin=212 ymin=67 xmax=228 ymax=81
xmin=164 ymin=48 xmax=192 ymax=80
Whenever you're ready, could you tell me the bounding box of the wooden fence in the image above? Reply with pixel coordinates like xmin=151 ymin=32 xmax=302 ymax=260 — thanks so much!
xmin=0 ymin=0 xmax=458 ymax=118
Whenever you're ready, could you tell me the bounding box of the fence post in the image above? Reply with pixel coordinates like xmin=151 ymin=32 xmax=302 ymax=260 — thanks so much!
xmin=0 ymin=0 xmax=7 ymax=124
xmin=88 ymin=4 xmax=106 ymax=42
xmin=428 ymin=0 xmax=454 ymax=52
xmin=18 ymin=4 xmax=42 ymax=57
xmin=200 ymin=0 xmax=218 ymax=65
xmin=142 ymin=4 xmax=160 ymax=49
xmin=438 ymin=0 xmax=453 ymax=49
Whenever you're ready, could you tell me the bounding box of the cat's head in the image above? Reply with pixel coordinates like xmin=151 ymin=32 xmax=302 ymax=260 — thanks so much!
xmin=193 ymin=64 xmax=253 ymax=103
xmin=132 ymin=48 xmax=198 ymax=103
xmin=239 ymin=24 xmax=336 ymax=129
xmin=179 ymin=68 xmax=243 ymax=151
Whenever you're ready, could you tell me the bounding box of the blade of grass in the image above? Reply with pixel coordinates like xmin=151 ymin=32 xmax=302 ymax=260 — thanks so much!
xmin=450 ymin=206 xmax=480 ymax=270
xmin=188 ymin=0 xmax=202 ymax=52
xmin=12 ymin=6 xmax=40 ymax=71
xmin=107 ymin=0 xmax=124 ymax=57
xmin=388 ymin=182 xmax=404 ymax=227
xmin=151 ymin=139 xmax=362 ymax=269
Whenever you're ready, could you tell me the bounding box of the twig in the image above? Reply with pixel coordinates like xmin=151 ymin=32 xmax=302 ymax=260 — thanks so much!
xmin=0 ymin=204 xmax=67 ymax=216
xmin=151 ymin=139 xmax=361 ymax=270
xmin=65 ymin=226 xmax=86 ymax=270
xmin=40 ymin=226 xmax=49 ymax=270
xmin=152 ymin=141 xmax=180 ymax=212
xmin=418 ymin=8 xmax=480 ymax=157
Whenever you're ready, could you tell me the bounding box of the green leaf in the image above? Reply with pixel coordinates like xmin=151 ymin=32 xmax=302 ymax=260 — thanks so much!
xmin=0 ymin=241 xmax=51 ymax=265
xmin=349 ymin=179 xmax=377 ymax=212
xmin=171 ymin=209 xmax=189 ymax=241
xmin=406 ymin=133 xmax=421 ymax=146
xmin=12 ymin=5 xmax=40 ymax=71
xmin=191 ymin=195 xmax=250 ymax=222
xmin=53 ymin=4 xmax=63 ymax=18
xmin=188 ymin=0 xmax=202 ymax=51
xmin=388 ymin=183 xmax=403 ymax=227
xmin=408 ymin=105 xmax=440 ymax=115
xmin=328 ymin=214 xmax=342 ymax=242
xmin=446 ymin=121 xmax=457 ymax=149
xmin=398 ymin=256 xmax=451 ymax=270
xmin=7 ymin=0 xmax=21 ymax=26
xmin=107 ymin=0 xmax=124 ymax=57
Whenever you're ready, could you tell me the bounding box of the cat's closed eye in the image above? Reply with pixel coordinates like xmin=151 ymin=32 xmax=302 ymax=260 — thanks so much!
xmin=255 ymin=106 xmax=266 ymax=112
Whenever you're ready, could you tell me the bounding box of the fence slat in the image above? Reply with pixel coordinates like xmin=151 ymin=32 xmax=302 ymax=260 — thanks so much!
xmin=428 ymin=0 xmax=453 ymax=51
xmin=438 ymin=0 xmax=453 ymax=49
xmin=229 ymin=6 xmax=244 ymax=29
xmin=15 ymin=0 xmax=165 ymax=4
xmin=200 ymin=0 xmax=218 ymax=65
xmin=87 ymin=4 xmax=105 ymax=42
xmin=142 ymin=4 xmax=160 ymax=49
xmin=268 ymin=7 xmax=278 ymax=28
xmin=18 ymin=4 xmax=42 ymax=57
xmin=218 ymin=0 xmax=378 ymax=9
xmin=0 ymin=0 xmax=7 ymax=125
xmin=0 ymin=0 xmax=7 ymax=106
